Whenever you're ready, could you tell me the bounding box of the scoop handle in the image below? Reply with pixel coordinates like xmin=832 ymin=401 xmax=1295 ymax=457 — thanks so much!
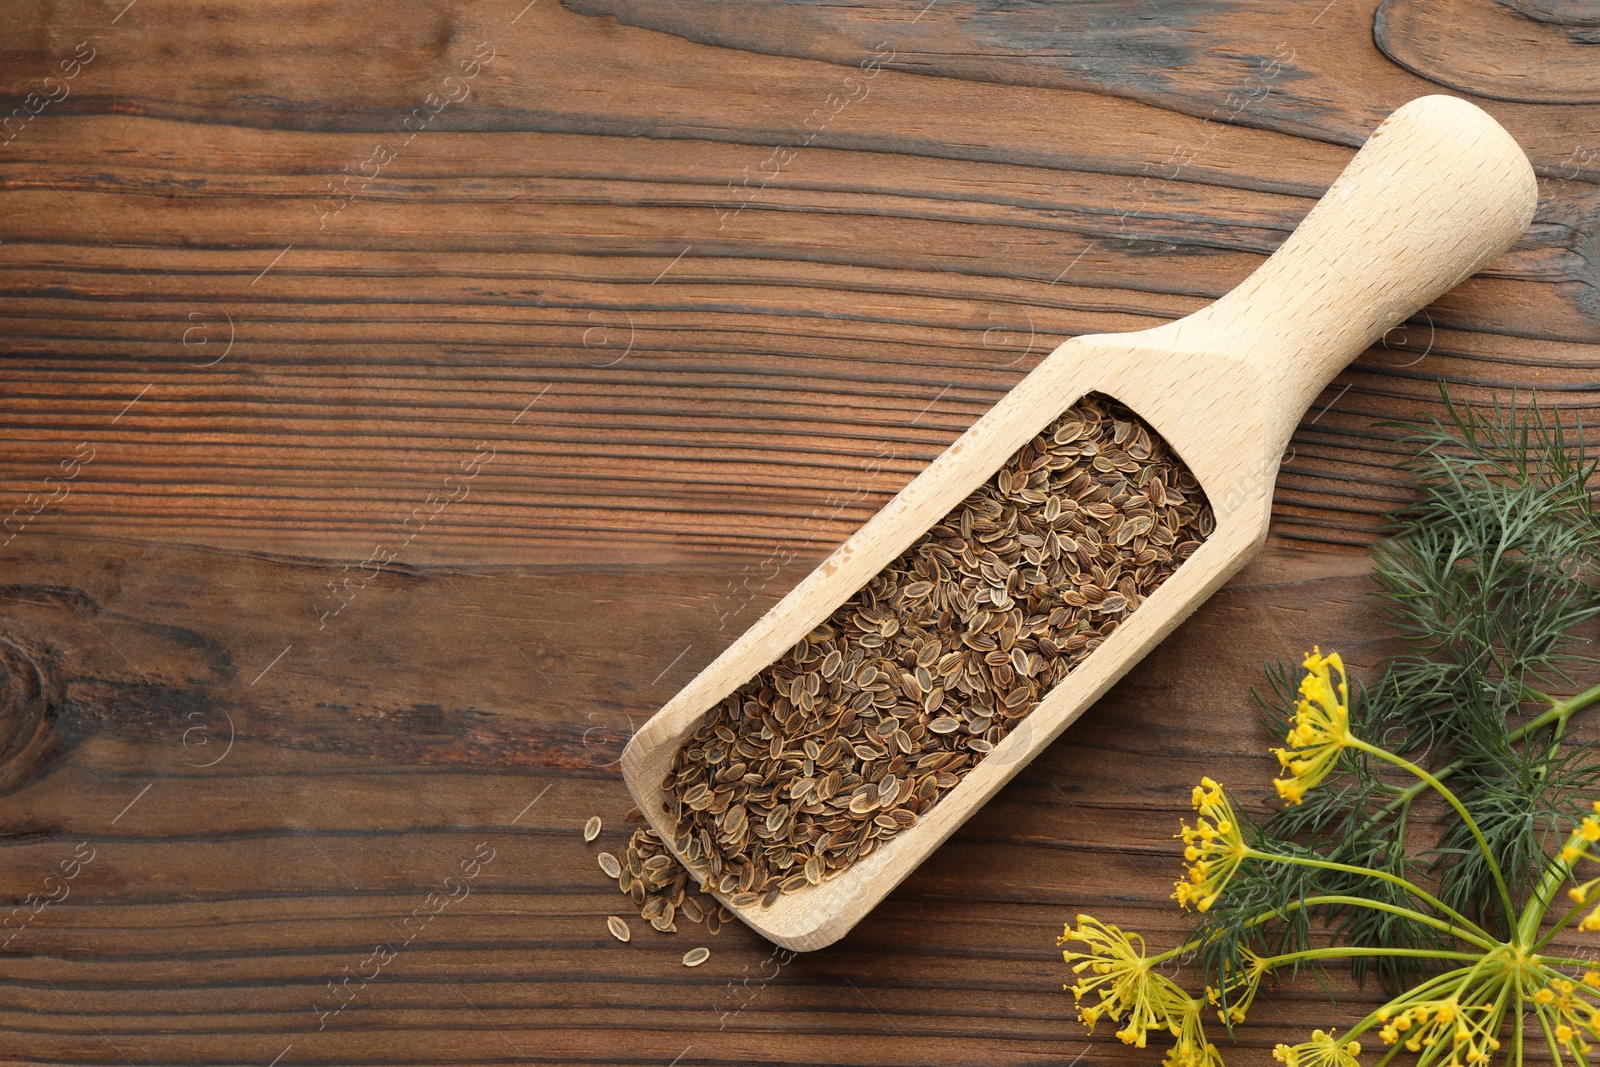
xmin=1160 ymin=95 xmax=1536 ymax=454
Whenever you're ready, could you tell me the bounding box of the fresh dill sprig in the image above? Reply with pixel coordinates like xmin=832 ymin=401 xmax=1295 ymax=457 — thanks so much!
xmin=1058 ymin=388 xmax=1600 ymax=1067
xmin=1204 ymin=387 xmax=1600 ymax=967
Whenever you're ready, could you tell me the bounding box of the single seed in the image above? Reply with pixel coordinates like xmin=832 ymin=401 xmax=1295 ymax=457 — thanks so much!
xmin=683 ymin=947 xmax=711 ymax=967
xmin=597 ymin=852 xmax=621 ymax=879
xmin=607 ymin=916 xmax=630 ymax=942
xmin=583 ymin=816 xmax=602 ymax=842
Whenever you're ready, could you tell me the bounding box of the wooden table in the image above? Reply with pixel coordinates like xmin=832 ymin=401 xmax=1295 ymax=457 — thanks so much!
xmin=1 ymin=1 xmax=1596 ymax=1064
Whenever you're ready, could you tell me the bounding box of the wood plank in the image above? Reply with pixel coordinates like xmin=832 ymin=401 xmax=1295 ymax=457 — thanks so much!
xmin=0 ymin=2 xmax=1596 ymax=562
xmin=0 ymin=536 xmax=1405 ymax=1066
xmin=9 ymin=532 xmax=1587 ymax=1064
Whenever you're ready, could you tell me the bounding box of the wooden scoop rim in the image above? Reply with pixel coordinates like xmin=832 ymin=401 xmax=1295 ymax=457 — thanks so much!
xmin=619 ymin=329 xmax=1276 ymax=951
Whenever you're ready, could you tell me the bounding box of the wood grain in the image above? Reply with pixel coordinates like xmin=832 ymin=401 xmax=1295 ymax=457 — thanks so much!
xmin=0 ymin=0 xmax=1597 ymax=1062
xmin=0 ymin=537 xmax=1395 ymax=1067
xmin=2 ymin=534 xmax=1594 ymax=1065
xmin=1376 ymin=0 xmax=1600 ymax=104
xmin=0 ymin=0 xmax=1596 ymax=563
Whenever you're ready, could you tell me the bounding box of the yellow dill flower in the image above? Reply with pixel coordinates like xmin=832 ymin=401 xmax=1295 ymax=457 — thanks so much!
xmin=1573 ymin=885 xmax=1600 ymax=932
xmin=1163 ymin=997 xmax=1224 ymax=1067
xmin=1559 ymin=810 xmax=1600 ymax=928
xmin=1563 ymin=812 xmax=1600 ymax=864
xmin=1174 ymin=777 xmax=1249 ymax=912
xmin=1272 ymin=648 xmax=1352 ymax=806
xmin=1205 ymin=947 xmax=1269 ymax=1025
xmin=1537 ymin=974 xmax=1600 ymax=1056
xmin=1272 ymin=1029 xmax=1363 ymax=1067
xmin=1060 ymin=915 xmax=1190 ymax=1047
xmin=1376 ymin=995 xmax=1499 ymax=1064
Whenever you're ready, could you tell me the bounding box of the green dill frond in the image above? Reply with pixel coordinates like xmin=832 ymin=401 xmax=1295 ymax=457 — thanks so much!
xmin=1065 ymin=389 xmax=1600 ymax=1066
xmin=1321 ymin=828 xmax=1449 ymax=991
xmin=1430 ymin=737 xmax=1600 ymax=936
xmin=1376 ymin=386 xmax=1600 ymax=695
xmin=1399 ymin=387 xmax=1599 ymax=502
xmin=1210 ymin=387 xmax=1600 ymax=988
xmin=1191 ymin=843 xmax=1316 ymax=1000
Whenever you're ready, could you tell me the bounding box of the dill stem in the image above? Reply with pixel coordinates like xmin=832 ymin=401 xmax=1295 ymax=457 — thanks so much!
xmin=1350 ymin=738 xmax=1517 ymax=920
xmin=1265 ymin=945 xmax=1480 ymax=967
xmin=1523 ymin=831 xmax=1590 ymax=949
xmin=1532 ymin=999 xmax=1565 ymax=1067
xmin=1150 ymin=893 xmax=1499 ymax=963
xmin=1248 ymin=847 xmax=1486 ymax=942
xmin=1534 ymin=954 xmax=1600 ymax=970
xmin=1372 ymin=1038 xmax=1408 ymax=1067
xmin=1360 ymin=682 xmax=1600 ymax=834
xmin=1139 ymin=895 xmax=1484 ymax=966
xmin=1512 ymin=980 xmax=1525 ymax=1067
xmin=1343 ymin=966 xmax=1482 ymax=1049
xmin=1485 ymin=982 xmax=1513 ymax=1067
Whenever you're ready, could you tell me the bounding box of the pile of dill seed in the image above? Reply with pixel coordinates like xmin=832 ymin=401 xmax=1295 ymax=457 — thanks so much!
xmin=608 ymin=393 xmax=1213 ymax=924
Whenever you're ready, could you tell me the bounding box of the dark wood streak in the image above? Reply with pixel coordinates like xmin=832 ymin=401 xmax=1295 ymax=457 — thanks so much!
xmin=1376 ymin=0 xmax=1600 ymax=104
xmin=559 ymin=0 xmax=1600 ymax=148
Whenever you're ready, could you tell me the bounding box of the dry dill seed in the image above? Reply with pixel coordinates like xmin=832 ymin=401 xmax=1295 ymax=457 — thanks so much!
xmin=604 ymin=824 xmax=726 ymax=936
xmin=584 ymin=815 xmax=602 ymax=842
xmin=607 ymin=916 xmax=631 ymax=942
xmin=639 ymin=394 xmax=1212 ymax=910
xmin=683 ymin=947 xmax=711 ymax=967
xmin=597 ymin=852 xmax=622 ymax=879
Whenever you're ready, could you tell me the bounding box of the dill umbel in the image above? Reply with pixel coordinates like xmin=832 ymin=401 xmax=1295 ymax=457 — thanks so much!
xmin=1061 ymin=387 xmax=1600 ymax=1067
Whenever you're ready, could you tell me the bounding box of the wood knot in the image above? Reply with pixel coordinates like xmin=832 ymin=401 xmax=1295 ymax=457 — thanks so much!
xmin=0 ymin=634 xmax=62 ymax=794
xmin=1376 ymin=0 xmax=1600 ymax=103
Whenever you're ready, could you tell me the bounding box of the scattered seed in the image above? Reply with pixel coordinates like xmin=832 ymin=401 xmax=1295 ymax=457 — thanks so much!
xmin=583 ymin=816 xmax=602 ymax=842
xmin=607 ymin=916 xmax=630 ymax=942
xmin=683 ymin=946 xmax=711 ymax=967
xmin=597 ymin=852 xmax=621 ymax=879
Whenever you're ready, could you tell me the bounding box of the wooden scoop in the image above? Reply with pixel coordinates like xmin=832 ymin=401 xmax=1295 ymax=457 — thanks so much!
xmin=621 ymin=95 xmax=1537 ymax=951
